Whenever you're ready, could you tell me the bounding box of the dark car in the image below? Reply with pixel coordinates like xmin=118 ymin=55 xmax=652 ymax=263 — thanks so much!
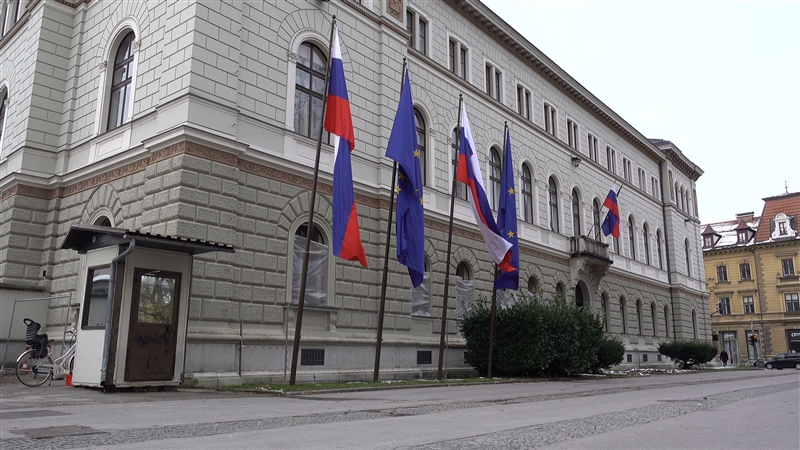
xmin=764 ymin=353 xmax=800 ymax=370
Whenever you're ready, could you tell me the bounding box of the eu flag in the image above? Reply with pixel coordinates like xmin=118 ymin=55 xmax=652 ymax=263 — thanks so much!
xmin=385 ymin=69 xmax=425 ymax=287
xmin=494 ymin=128 xmax=519 ymax=290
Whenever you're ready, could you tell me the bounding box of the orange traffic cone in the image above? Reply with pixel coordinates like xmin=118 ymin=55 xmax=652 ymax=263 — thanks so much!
xmin=65 ymin=374 xmax=73 ymax=386
xmin=21 ymin=360 xmax=28 ymax=370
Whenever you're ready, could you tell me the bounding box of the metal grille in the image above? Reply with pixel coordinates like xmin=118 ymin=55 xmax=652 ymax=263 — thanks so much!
xmin=417 ymin=350 xmax=432 ymax=365
xmin=300 ymin=349 xmax=325 ymax=366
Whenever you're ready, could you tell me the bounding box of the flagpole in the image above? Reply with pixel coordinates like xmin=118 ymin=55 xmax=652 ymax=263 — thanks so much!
xmin=438 ymin=94 xmax=463 ymax=380
xmin=487 ymin=122 xmax=508 ymax=378
xmin=289 ymin=15 xmax=337 ymax=386
xmin=373 ymin=59 xmax=407 ymax=382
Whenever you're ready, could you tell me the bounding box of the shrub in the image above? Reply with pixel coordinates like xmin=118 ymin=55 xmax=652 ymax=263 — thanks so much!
xmin=657 ymin=340 xmax=717 ymax=369
xmin=589 ymin=335 xmax=626 ymax=373
xmin=460 ymin=294 xmax=606 ymax=377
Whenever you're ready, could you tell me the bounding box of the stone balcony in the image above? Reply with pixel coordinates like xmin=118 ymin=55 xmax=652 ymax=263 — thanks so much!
xmin=569 ymin=235 xmax=613 ymax=289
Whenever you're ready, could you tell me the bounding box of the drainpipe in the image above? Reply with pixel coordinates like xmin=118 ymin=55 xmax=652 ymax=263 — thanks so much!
xmin=100 ymin=239 xmax=135 ymax=386
xmin=658 ymin=162 xmax=678 ymax=341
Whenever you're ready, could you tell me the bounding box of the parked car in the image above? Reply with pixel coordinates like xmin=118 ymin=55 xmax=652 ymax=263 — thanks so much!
xmin=764 ymin=353 xmax=800 ymax=370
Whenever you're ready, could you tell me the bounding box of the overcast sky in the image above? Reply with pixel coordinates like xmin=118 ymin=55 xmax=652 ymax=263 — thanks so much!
xmin=480 ymin=0 xmax=799 ymax=224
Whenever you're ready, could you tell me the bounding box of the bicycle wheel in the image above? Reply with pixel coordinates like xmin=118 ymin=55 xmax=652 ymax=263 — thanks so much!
xmin=16 ymin=349 xmax=54 ymax=387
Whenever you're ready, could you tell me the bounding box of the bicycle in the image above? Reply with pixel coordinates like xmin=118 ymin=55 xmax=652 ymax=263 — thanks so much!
xmin=15 ymin=318 xmax=77 ymax=387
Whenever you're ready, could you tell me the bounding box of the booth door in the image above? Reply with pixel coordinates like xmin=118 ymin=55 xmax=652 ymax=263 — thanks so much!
xmin=125 ymin=268 xmax=182 ymax=382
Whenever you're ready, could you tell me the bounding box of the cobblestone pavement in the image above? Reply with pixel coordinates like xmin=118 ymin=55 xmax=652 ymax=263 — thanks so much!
xmin=0 ymin=370 xmax=797 ymax=449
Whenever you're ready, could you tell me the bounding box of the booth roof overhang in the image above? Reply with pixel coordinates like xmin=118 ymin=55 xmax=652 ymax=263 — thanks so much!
xmin=60 ymin=224 xmax=236 ymax=255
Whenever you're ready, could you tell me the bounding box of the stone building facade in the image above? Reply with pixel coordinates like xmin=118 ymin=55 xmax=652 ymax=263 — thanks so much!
xmin=0 ymin=0 xmax=707 ymax=383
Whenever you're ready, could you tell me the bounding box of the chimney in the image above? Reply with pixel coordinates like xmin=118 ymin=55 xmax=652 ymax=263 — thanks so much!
xmin=735 ymin=211 xmax=754 ymax=222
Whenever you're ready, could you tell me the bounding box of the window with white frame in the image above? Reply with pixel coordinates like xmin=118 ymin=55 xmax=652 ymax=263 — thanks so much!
xmin=489 ymin=146 xmax=502 ymax=210
xmin=717 ymin=265 xmax=728 ymax=282
xmin=517 ymin=85 xmax=531 ymax=120
xmin=544 ymin=103 xmax=557 ymax=137
xmin=623 ymin=157 xmax=632 ymax=183
xmin=719 ymin=297 xmax=731 ymax=315
xmin=785 ymin=293 xmax=799 ymax=312
xmin=448 ymin=38 xmax=468 ymax=80
xmin=638 ymin=168 xmax=646 ymax=191
xmin=737 ymin=230 xmax=749 ymax=244
xmin=656 ymin=229 xmax=663 ymax=269
xmin=107 ymin=31 xmax=137 ymax=131
xmin=782 ymin=258 xmax=795 ymax=277
xmin=521 ymin=163 xmax=534 ymax=223
xmin=294 ymin=42 xmax=327 ymax=141
xmin=485 ymin=63 xmax=502 ymax=101
xmin=406 ymin=9 xmax=427 ymax=54
xmin=567 ymin=119 xmax=578 ymax=150
xmin=685 ymin=238 xmax=692 ymax=277
xmin=651 ymin=176 xmax=659 ymax=200
xmin=548 ymin=176 xmax=559 ymax=232
xmin=628 ymin=216 xmax=636 ymax=260
xmin=606 ymin=146 xmax=616 ymax=173
xmin=587 ymin=133 xmax=598 ymax=162
xmin=414 ymin=107 xmax=427 ymax=186
xmin=643 ymin=223 xmax=650 ymax=265
xmin=743 ymin=295 xmax=755 ymax=314
xmin=592 ymin=198 xmax=601 ymax=240
xmin=740 ymin=262 xmax=751 ymax=280
xmin=571 ymin=188 xmax=581 ymax=237
xmin=291 ymin=223 xmax=328 ymax=306
xmin=1 ymin=0 xmax=24 ymax=37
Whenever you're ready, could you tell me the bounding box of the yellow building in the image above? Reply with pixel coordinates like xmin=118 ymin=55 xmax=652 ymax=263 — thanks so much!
xmin=702 ymin=192 xmax=800 ymax=365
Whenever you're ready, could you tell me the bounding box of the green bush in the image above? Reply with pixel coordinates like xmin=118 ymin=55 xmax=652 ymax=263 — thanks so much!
xmin=590 ymin=335 xmax=626 ymax=373
xmin=460 ymin=294 xmax=607 ymax=377
xmin=657 ymin=340 xmax=717 ymax=369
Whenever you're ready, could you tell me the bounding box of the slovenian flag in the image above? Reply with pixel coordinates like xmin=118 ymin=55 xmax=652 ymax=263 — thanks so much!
xmin=456 ymin=103 xmax=513 ymax=268
xmin=494 ymin=128 xmax=519 ymax=290
xmin=326 ymin=25 xmax=367 ymax=267
xmin=385 ymin=68 xmax=425 ymax=287
xmin=601 ymin=188 xmax=620 ymax=238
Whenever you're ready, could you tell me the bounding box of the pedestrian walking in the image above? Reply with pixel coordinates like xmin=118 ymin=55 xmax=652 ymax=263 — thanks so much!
xmin=720 ymin=349 xmax=729 ymax=367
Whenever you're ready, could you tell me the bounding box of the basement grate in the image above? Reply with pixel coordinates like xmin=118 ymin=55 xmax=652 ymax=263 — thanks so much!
xmin=13 ymin=425 xmax=106 ymax=439
xmin=0 ymin=410 xmax=70 ymax=420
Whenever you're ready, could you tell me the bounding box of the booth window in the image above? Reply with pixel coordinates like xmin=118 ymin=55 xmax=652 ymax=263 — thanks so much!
xmin=134 ymin=270 xmax=179 ymax=324
xmin=82 ymin=266 xmax=112 ymax=329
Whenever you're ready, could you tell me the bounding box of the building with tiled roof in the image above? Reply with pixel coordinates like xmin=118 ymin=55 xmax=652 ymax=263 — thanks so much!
xmin=702 ymin=192 xmax=800 ymax=364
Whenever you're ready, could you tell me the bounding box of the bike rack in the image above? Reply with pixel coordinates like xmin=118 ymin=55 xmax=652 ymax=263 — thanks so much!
xmin=2 ymin=293 xmax=73 ymax=371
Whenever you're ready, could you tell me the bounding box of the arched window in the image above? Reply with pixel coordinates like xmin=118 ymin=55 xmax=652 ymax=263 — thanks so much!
xmin=685 ymin=238 xmax=692 ymax=277
xmin=636 ymin=300 xmax=643 ymax=335
xmin=548 ymin=176 xmax=559 ymax=232
xmin=292 ymin=222 xmax=328 ymax=306
xmin=619 ymin=298 xmax=627 ymax=334
xmin=663 ymin=305 xmax=670 ymax=337
xmin=575 ymin=283 xmax=584 ymax=307
xmin=527 ymin=276 xmax=539 ymax=298
xmin=521 ymin=163 xmax=534 ymax=224
xmin=555 ymin=282 xmax=564 ymax=298
xmin=94 ymin=216 xmax=112 ymax=227
xmin=294 ymin=42 xmax=327 ymax=140
xmin=413 ymin=108 xmax=427 ymax=185
xmin=628 ymin=216 xmax=636 ymax=260
xmin=456 ymin=261 xmax=471 ymax=280
xmin=656 ymin=229 xmax=664 ymax=269
xmin=643 ymin=223 xmax=651 ymax=265
xmin=452 ymin=128 xmax=468 ymax=200
xmin=0 ymin=87 xmax=7 ymax=154
xmin=108 ymin=31 xmax=136 ymax=130
xmin=489 ymin=146 xmax=502 ymax=210
xmin=650 ymin=303 xmax=657 ymax=337
xmin=691 ymin=309 xmax=698 ymax=339
xmin=592 ymin=198 xmax=601 ymax=240
xmin=571 ymin=188 xmax=581 ymax=237
xmin=680 ymin=187 xmax=686 ymax=211
xmin=601 ymin=293 xmax=609 ymax=332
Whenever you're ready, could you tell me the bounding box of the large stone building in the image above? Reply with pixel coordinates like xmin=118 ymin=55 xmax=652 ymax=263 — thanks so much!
xmin=0 ymin=0 xmax=707 ymax=384
xmin=702 ymin=192 xmax=800 ymax=365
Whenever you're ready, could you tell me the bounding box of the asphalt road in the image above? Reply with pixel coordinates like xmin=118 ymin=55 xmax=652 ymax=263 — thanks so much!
xmin=0 ymin=369 xmax=797 ymax=449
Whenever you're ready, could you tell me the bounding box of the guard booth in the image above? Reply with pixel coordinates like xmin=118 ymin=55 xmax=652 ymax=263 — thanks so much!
xmin=61 ymin=224 xmax=234 ymax=389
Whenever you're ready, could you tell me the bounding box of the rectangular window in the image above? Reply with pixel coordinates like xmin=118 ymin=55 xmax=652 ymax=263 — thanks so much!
xmin=606 ymin=146 xmax=616 ymax=173
xmin=737 ymin=230 xmax=749 ymax=244
xmin=587 ymin=134 xmax=598 ymax=161
xmin=485 ymin=64 xmax=492 ymax=94
xmin=418 ymin=18 xmax=427 ymax=54
xmin=485 ymin=64 xmax=502 ymax=101
xmin=740 ymin=263 xmax=751 ymax=280
xmin=460 ymin=47 xmax=467 ymax=79
xmin=449 ymin=39 xmax=456 ymax=73
xmin=638 ymin=168 xmax=646 ymax=191
xmin=786 ymin=293 xmax=800 ymax=312
xmin=717 ymin=265 xmax=728 ymax=282
xmin=567 ymin=119 xmax=578 ymax=150
xmin=719 ymin=297 xmax=731 ymax=315
xmin=448 ymin=39 xmax=468 ymax=80
xmin=623 ymin=157 xmax=632 ymax=183
xmin=743 ymin=295 xmax=755 ymax=314
xmin=300 ymin=349 xmax=325 ymax=366
xmin=81 ymin=266 xmax=112 ymax=329
xmin=544 ymin=103 xmax=557 ymax=137
xmin=782 ymin=258 xmax=795 ymax=276
xmin=417 ymin=350 xmax=432 ymax=365
xmin=406 ymin=10 xmax=414 ymax=47
xmin=642 ymin=354 xmax=648 ymax=362
xmin=651 ymin=177 xmax=659 ymax=200
xmin=703 ymin=236 xmax=713 ymax=248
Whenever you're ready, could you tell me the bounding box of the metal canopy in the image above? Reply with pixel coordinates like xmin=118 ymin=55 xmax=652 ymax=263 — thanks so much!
xmin=60 ymin=224 xmax=235 ymax=255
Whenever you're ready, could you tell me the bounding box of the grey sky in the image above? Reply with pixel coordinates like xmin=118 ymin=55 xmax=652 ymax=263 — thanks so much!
xmin=480 ymin=0 xmax=800 ymax=224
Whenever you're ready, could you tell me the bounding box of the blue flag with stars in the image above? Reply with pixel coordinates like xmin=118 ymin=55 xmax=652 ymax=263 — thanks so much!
xmin=494 ymin=128 xmax=519 ymax=290
xmin=385 ymin=68 xmax=425 ymax=287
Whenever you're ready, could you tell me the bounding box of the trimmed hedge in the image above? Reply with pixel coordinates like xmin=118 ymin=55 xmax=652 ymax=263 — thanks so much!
xmin=657 ymin=340 xmax=717 ymax=369
xmin=460 ymin=294 xmax=624 ymax=376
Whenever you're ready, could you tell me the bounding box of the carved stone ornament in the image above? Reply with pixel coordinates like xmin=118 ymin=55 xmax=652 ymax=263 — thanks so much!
xmin=288 ymin=51 xmax=299 ymax=62
xmin=98 ymin=60 xmax=107 ymax=71
xmin=387 ymin=0 xmax=402 ymax=21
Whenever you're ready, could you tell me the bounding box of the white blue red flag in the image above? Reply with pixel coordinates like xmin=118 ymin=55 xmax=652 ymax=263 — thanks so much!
xmin=601 ymin=188 xmax=620 ymax=238
xmin=455 ymin=103 xmax=513 ymax=267
xmin=494 ymin=128 xmax=519 ymax=290
xmin=385 ymin=68 xmax=425 ymax=287
xmin=326 ymin=25 xmax=367 ymax=267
